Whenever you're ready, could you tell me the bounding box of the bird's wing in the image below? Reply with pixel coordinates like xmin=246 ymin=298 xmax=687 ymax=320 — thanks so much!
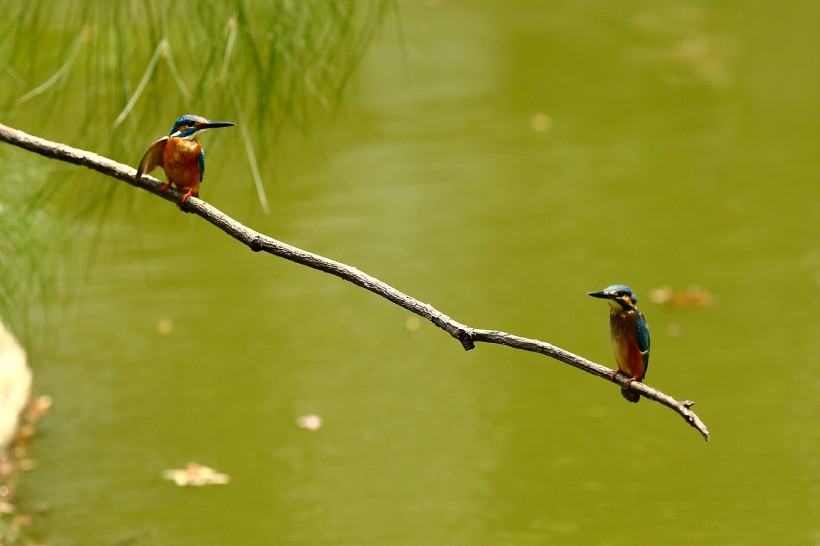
xmin=136 ymin=137 xmax=168 ymax=180
xmin=198 ymin=149 xmax=205 ymax=182
xmin=636 ymin=311 xmax=650 ymax=366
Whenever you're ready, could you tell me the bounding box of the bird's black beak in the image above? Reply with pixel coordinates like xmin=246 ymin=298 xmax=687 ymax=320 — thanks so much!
xmin=201 ymin=120 xmax=235 ymax=130
xmin=588 ymin=290 xmax=616 ymax=300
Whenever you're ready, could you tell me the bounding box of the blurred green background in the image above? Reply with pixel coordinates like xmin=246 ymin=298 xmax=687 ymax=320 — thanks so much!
xmin=1 ymin=1 xmax=818 ymax=544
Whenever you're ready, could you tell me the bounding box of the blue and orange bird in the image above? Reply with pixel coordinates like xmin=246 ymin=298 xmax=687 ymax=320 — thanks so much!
xmin=588 ymin=284 xmax=650 ymax=403
xmin=136 ymin=114 xmax=235 ymax=203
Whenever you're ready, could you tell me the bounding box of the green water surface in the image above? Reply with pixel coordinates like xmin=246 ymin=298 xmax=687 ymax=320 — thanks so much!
xmin=9 ymin=1 xmax=820 ymax=544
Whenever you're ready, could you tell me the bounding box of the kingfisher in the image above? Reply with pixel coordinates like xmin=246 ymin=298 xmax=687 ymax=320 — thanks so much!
xmin=136 ymin=114 xmax=235 ymax=203
xmin=588 ymin=284 xmax=650 ymax=403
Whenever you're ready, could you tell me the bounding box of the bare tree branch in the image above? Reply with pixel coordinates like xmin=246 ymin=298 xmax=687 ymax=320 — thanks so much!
xmin=0 ymin=122 xmax=710 ymax=441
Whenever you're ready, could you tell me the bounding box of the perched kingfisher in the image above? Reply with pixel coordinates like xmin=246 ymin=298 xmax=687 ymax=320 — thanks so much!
xmin=136 ymin=114 xmax=235 ymax=203
xmin=588 ymin=284 xmax=650 ymax=403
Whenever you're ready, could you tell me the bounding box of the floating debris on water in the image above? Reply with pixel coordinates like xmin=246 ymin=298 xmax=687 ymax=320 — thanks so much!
xmin=156 ymin=318 xmax=175 ymax=335
xmin=405 ymin=316 xmax=421 ymax=331
xmin=296 ymin=414 xmax=322 ymax=431
xmin=649 ymin=286 xmax=713 ymax=308
xmin=666 ymin=323 xmax=684 ymax=337
xmin=162 ymin=463 xmax=229 ymax=487
xmin=530 ymin=112 xmax=553 ymax=132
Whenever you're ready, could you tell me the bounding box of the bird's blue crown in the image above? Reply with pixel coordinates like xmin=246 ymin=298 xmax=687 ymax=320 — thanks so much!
xmin=169 ymin=114 xmax=206 ymax=138
xmin=603 ymin=284 xmax=636 ymax=304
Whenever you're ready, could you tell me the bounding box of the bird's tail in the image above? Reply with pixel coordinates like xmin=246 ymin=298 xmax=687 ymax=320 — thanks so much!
xmin=621 ymin=387 xmax=640 ymax=403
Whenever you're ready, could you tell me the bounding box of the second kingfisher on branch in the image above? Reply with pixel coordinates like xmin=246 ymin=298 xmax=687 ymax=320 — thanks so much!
xmin=588 ymin=284 xmax=651 ymax=403
xmin=136 ymin=114 xmax=235 ymax=203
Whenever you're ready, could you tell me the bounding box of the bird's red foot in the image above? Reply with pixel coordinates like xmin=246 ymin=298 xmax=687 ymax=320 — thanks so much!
xmin=623 ymin=376 xmax=640 ymax=389
xmin=180 ymin=188 xmax=197 ymax=204
xmin=160 ymin=182 xmax=171 ymax=192
xmin=610 ymin=370 xmax=623 ymax=381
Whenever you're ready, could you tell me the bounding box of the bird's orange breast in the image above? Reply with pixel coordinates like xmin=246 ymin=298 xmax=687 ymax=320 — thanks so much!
xmin=162 ymin=137 xmax=201 ymax=191
xmin=609 ymin=310 xmax=647 ymax=379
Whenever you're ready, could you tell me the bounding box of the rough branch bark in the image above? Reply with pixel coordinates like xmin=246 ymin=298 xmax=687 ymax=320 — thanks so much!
xmin=0 ymin=122 xmax=710 ymax=441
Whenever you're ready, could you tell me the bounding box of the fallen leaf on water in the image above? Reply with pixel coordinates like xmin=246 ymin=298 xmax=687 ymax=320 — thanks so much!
xmin=296 ymin=414 xmax=322 ymax=431
xmin=530 ymin=112 xmax=553 ymax=132
xmin=649 ymin=286 xmax=712 ymax=308
xmin=666 ymin=323 xmax=684 ymax=337
xmin=405 ymin=316 xmax=421 ymax=331
xmin=157 ymin=318 xmax=175 ymax=335
xmin=162 ymin=463 xmax=229 ymax=487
